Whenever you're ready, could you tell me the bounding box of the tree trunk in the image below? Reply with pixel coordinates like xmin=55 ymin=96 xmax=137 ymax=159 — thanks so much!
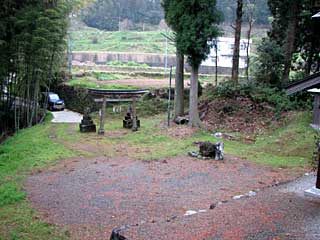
xmin=215 ymin=40 xmax=218 ymax=86
xmin=231 ymin=0 xmax=243 ymax=83
xmin=189 ymin=65 xmax=201 ymax=128
xmin=282 ymin=1 xmax=299 ymax=84
xmin=174 ymin=51 xmax=184 ymax=118
xmin=246 ymin=2 xmax=254 ymax=82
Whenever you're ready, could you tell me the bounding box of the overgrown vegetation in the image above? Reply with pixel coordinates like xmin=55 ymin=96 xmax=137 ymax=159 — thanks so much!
xmin=254 ymin=0 xmax=320 ymax=85
xmin=253 ymin=39 xmax=284 ymax=86
xmin=202 ymin=81 xmax=312 ymax=114
xmin=0 ymin=0 xmax=73 ymax=134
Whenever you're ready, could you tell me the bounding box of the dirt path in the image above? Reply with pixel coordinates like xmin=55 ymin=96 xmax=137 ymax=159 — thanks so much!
xmin=25 ymin=153 xmax=311 ymax=240
xmin=100 ymin=78 xmax=191 ymax=88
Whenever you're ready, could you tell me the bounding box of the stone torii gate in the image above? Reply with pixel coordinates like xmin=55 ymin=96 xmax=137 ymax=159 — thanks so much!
xmin=88 ymin=89 xmax=149 ymax=134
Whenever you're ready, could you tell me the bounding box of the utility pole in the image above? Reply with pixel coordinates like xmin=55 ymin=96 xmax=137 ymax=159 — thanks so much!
xmin=118 ymin=2 xmax=121 ymax=31
xmin=164 ymin=29 xmax=168 ymax=73
xmin=68 ymin=14 xmax=73 ymax=78
xmin=167 ymin=67 xmax=172 ymax=127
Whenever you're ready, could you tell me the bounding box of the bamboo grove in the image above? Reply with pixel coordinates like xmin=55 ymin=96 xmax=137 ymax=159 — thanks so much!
xmin=0 ymin=0 xmax=72 ymax=136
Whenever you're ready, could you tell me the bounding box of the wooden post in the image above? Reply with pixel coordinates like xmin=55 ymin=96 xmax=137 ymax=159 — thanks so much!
xmin=132 ymin=97 xmax=137 ymax=131
xmin=98 ymin=96 xmax=106 ymax=135
xmin=313 ymin=94 xmax=320 ymax=127
xmin=317 ymin=145 xmax=320 ymax=189
xmin=167 ymin=66 xmax=172 ymax=127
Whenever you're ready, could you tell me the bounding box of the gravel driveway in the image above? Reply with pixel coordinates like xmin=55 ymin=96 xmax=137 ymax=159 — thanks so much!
xmin=51 ymin=110 xmax=83 ymax=123
xmin=25 ymin=154 xmax=318 ymax=240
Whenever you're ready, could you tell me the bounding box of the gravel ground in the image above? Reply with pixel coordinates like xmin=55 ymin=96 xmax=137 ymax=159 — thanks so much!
xmin=123 ymin=174 xmax=320 ymax=240
xmin=51 ymin=109 xmax=83 ymax=123
xmin=24 ymin=155 xmax=314 ymax=240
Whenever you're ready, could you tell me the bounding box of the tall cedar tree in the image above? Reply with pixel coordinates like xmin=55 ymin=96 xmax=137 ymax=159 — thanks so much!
xmin=162 ymin=2 xmax=184 ymax=119
xmin=162 ymin=0 xmax=222 ymax=127
xmin=231 ymin=0 xmax=243 ymax=83
xmin=267 ymin=0 xmax=320 ymax=83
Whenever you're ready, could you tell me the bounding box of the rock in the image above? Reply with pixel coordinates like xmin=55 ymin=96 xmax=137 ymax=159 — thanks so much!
xmin=212 ymin=132 xmax=223 ymax=138
xmin=188 ymin=151 xmax=199 ymax=158
xmin=174 ymin=116 xmax=189 ymax=125
xmin=247 ymin=191 xmax=257 ymax=197
xmin=198 ymin=209 xmax=207 ymax=213
xmin=199 ymin=141 xmax=216 ymax=158
xmin=209 ymin=203 xmax=216 ymax=209
xmin=233 ymin=195 xmax=245 ymax=200
xmin=184 ymin=210 xmax=197 ymax=216
xmin=189 ymin=141 xmax=224 ymax=160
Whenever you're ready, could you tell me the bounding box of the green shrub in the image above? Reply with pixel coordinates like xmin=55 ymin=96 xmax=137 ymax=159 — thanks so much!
xmin=252 ymin=38 xmax=284 ymax=87
xmin=202 ymin=81 xmax=311 ymax=114
xmin=91 ymin=36 xmax=98 ymax=44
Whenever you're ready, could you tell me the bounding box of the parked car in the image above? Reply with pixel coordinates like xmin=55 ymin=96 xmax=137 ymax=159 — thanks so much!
xmin=44 ymin=92 xmax=65 ymax=111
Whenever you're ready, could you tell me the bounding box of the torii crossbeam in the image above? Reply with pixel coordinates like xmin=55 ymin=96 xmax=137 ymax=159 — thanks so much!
xmin=88 ymin=89 xmax=149 ymax=134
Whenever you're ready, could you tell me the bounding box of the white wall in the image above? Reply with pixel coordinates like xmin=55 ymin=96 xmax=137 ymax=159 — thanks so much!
xmin=202 ymin=37 xmax=252 ymax=69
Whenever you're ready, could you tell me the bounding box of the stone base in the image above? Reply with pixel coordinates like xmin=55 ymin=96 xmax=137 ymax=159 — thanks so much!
xmin=123 ymin=119 xmax=140 ymax=129
xmin=304 ymin=187 xmax=320 ymax=199
xmin=98 ymin=129 xmax=105 ymax=135
xmin=80 ymin=124 xmax=96 ymax=133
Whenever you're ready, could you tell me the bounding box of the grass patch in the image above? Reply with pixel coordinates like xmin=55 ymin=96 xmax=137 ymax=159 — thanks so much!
xmin=75 ymin=110 xmax=314 ymax=166
xmin=0 ymin=119 xmax=76 ymax=239
xmin=72 ymin=29 xmax=176 ymax=54
xmin=106 ymin=61 xmax=149 ymax=67
xmin=0 ymin=182 xmax=26 ymax=207
xmin=0 ymin=202 xmax=69 ymax=240
xmin=67 ymin=77 xmax=138 ymax=90
xmin=92 ymin=72 xmax=130 ymax=81
xmin=189 ymin=112 xmax=314 ymax=168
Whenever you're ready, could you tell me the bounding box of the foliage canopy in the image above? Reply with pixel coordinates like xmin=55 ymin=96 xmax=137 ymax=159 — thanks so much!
xmin=0 ymin=0 xmax=74 ymax=133
xmin=162 ymin=0 xmax=222 ymax=68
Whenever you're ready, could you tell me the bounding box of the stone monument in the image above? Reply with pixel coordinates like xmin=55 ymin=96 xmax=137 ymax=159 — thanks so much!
xmin=79 ymin=108 xmax=96 ymax=133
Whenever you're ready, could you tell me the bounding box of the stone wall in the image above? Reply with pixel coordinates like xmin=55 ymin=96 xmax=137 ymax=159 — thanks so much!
xmin=73 ymin=51 xmax=176 ymax=68
xmin=72 ymin=51 xmax=244 ymax=75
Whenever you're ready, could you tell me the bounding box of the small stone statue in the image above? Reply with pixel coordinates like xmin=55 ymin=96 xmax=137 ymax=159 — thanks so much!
xmin=123 ymin=106 xmax=140 ymax=129
xmin=79 ymin=107 xmax=96 ymax=133
xmin=215 ymin=141 xmax=224 ymax=160
xmin=197 ymin=141 xmax=224 ymax=160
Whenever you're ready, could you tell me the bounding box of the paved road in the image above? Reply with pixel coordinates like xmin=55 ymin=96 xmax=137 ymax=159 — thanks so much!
xmin=51 ymin=110 xmax=82 ymax=123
